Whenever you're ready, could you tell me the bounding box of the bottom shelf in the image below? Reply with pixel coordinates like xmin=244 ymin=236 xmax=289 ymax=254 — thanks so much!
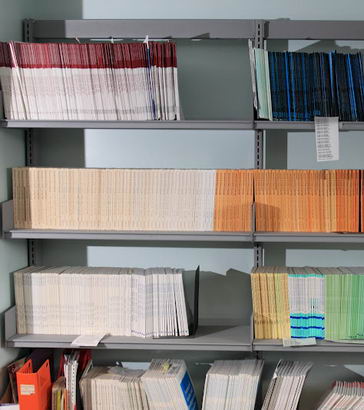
xmin=254 ymin=338 xmax=364 ymax=352
xmin=6 ymin=325 xmax=252 ymax=351
xmin=5 ymin=308 xmax=251 ymax=351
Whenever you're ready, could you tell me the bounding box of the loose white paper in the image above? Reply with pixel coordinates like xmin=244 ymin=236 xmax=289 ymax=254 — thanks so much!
xmin=315 ymin=116 xmax=339 ymax=162
xmin=71 ymin=334 xmax=105 ymax=347
xmin=282 ymin=337 xmax=317 ymax=347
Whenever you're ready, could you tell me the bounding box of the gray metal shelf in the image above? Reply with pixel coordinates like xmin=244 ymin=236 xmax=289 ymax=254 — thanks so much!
xmin=255 ymin=121 xmax=364 ymax=131
xmin=266 ymin=19 xmax=364 ymax=40
xmin=4 ymin=120 xmax=364 ymax=131
xmin=5 ymin=307 xmax=251 ymax=351
xmin=31 ymin=19 xmax=256 ymax=40
xmin=5 ymin=228 xmax=364 ymax=244
xmin=0 ymin=120 xmax=254 ymax=130
xmin=6 ymin=326 xmax=252 ymax=351
xmin=4 ymin=228 xmax=253 ymax=242
xmin=254 ymin=339 xmax=364 ymax=352
xmin=254 ymin=232 xmax=364 ymax=243
xmin=30 ymin=19 xmax=364 ymax=42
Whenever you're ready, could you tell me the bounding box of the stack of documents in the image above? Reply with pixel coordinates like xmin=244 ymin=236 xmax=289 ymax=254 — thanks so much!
xmin=202 ymin=359 xmax=264 ymax=410
xmin=317 ymin=381 xmax=364 ymax=409
xmin=141 ymin=359 xmax=198 ymax=410
xmin=251 ymin=46 xmax=364 ymax=121
xmin=254 ymin=169 xmax=359 ymax=232
xmin=63 ymin=352 xmax=79 ymax=410
xmin=13 ymin=167 xmax=362 ymax=233
xmin=12 ymin=168 xmax=253 ymax=232
xmin=14 ymin=266 xmax=191 ymax=338
xmin=51 ymin=377 xmax=67 ymax=410
xmin=80 ymin=360 xmax=197 ymax=410
xmin=0 ymin=41 xmax=180 ymax=121
xmin=251 ymin=266 xmax=364 ymax=342
xmin=262 ymin=360 xmax=312 ymax=410
xmin=80 ymin=366 xmax=148 ymax=410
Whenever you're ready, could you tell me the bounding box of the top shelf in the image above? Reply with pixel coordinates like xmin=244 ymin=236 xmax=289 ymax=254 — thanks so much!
xmin=3 ymin=120 xmax=364 ymax=131
xmin=31 ymin=19 xmax=257 ymax=40
xmin=30 ymin=19 xmax=364 ymax=41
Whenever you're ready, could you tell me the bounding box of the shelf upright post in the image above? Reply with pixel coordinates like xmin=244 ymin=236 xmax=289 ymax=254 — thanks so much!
xmin=252 ymin=22 xmax=264 ymax=379
xmin=23 ymin=19 xmax=39 ymax=266
xmin=253 ymin=21 xmax=265 ymax=269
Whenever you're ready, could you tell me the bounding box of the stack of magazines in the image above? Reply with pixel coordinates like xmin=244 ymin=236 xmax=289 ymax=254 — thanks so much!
xmin=0 ymin=41 xmax=180 ymax=120
xmin=251 ymin=46 xmax=364 ymax=121
xmin=14 ymin=266 xmax=191 ymax=338
xmin=80 ymin=367 xmax=149 ymax=410
xmin=202 ymin=360 xmax=264 ymax=410
xmin=318 ymin=381 xmax=364 ymax=409
xmin=80 ymin=360 xmax=197 ymax=410
xmin=251 ymin=266 xmax=364 ymax=342
xmin=12 ymin=167 xmax=253 ymax=232
xmin=141 ymin=359 xmax=198 ymax=410
xmin=262 ymin=360 xmax=312 ymax=410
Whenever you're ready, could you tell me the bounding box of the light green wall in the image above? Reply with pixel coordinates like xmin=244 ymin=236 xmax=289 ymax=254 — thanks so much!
xmin=34 ymin=0 xmax=82 ymax=19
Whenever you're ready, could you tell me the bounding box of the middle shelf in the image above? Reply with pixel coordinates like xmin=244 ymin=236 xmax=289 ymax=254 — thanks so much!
xmin=6 ymin=227 xmax=364 ymax=244
xmin=3 ymin=119 xmax=364 ymax=131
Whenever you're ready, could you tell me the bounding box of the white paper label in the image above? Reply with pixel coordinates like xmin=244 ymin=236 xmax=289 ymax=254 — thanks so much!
xmin=315 ymin=117 xmax=339 ymax=162
xmin=71 ymin=334 xmax=105 ymax=347
xmin=20 ymin=384 xmax=35 ymax=395
xmin=282 ymin=337 xmax=317 ymax=347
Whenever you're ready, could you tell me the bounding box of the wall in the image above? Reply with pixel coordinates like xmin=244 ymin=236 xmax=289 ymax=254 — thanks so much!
xmin=34 ymin=0 xmax=82 ymax=19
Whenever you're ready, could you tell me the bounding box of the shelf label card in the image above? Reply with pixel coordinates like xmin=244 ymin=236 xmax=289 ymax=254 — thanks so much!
xmin=71 ymin=334 xmax=105 ymax=347
xmin=283 ymin=337 xmax=317 ymax=347
xmin=315 ymin=116 xmax=339 ymax=162
xmin=20 ymin=384 xmax=35 ymax=396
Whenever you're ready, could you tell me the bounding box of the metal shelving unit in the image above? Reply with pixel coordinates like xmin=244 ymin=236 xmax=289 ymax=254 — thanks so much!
xmin=3 ymin=18 xmax=364 ymax=355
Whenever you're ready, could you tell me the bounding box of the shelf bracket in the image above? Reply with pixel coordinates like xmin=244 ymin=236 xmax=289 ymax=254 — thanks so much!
xmin=253 ymin=245 xmax=263 ymax=268
xmin=255 ymin=129 xmax=264 ymax=169
xmin=25 ymin=129 xmax=38 ymax=265
xmin=23 ymin=19 xmax=35 ymax=43
xmin=254 ymin=19 xmax=266 ymax=49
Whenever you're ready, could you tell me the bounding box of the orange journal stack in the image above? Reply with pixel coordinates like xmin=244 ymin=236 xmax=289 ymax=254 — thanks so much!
xmin=255 ymin=170 xmax=360 ymax=232
xmin=213 ymin=170 xmax=254 ymax=231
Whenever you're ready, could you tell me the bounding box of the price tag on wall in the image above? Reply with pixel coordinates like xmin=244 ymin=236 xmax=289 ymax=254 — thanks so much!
xmin=315 ymin=117 xmax=339 ymax=162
